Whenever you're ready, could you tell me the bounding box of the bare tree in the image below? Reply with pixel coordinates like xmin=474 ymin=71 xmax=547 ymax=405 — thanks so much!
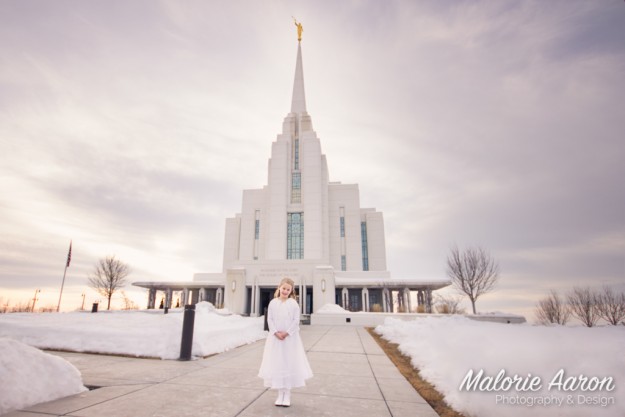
xmin=534 ymin=290 xmax=570 ymax=325
xmin=434 ymin=294 xmax=466 ymax=315
xmin=567 ymin=287 xmax=599 ymax=327
xmin=446 ymin=245 xmax=499 ymax=314
xmin=596 ymin=286 xmax=625 ymax=326
xmin=120 ymin=291 xmax=139 ymax=310
xmin=88 ymin=256 xmax=130 ymax=310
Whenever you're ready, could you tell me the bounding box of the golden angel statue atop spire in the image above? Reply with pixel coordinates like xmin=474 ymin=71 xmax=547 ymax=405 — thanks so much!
xmin=293 ymin=17 xmax=303 ymax=42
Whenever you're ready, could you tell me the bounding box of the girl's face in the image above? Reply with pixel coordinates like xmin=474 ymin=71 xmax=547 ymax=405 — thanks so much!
xmin=279 ymin=283 xmax=293 ymax=299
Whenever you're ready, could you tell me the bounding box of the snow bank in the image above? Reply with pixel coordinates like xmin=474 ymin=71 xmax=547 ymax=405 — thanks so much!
xmin=0 ymin=307 xmax=267 ymax=360
xmin=376 ymin=316 xmax=625 ymax=417
xmin=315 ymin=303 xmax=348 ymax=313
xmin=474 ymin=311 xmax=526 ymax=318
xmin=0 ymin=338 xmax=87 ymax=415
xmin=194 ymin=301 xmax=216 ymax=314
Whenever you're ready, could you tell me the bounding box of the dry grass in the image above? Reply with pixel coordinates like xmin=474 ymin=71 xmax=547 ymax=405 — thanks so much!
xmin=366 ymin=328 xmax=466 ymax=417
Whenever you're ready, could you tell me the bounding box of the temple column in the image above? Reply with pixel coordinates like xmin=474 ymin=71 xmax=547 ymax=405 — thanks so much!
xmin=165 ymin=289 xmax=173 ymax=309
xmin=425 ymin=289 xmax=433 ymax=313
xmin=362 ymin=288 xmax=369 ymax=312
xmin=216 ymin=288 xmax=223 ymax=308
xmin=250 ymin=280 xmax=256 ymax=316
xmin=417 ymin=290 xmax=424 ymax=308
xmin=401 ymin=288 xmax=409 ymax=313
xmin=383 ymin=288 xmax=391 ymax=312
xmin=404 ymin=288 xmax=412 ymax=313
xmin=253 ymin=279 xmax=261 ymax=316
xmin=341 ymin=288 xmax=349 ymax=310
xmin=147 ymin=288 xmax=156 ymax=309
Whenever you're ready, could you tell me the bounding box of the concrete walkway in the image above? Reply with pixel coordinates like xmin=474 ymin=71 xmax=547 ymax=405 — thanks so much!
xmin=3 ymin=326 xmax=438 ymax=417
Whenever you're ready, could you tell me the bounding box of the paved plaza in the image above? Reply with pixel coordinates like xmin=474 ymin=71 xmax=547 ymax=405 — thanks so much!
xmin=3 ymin=326 xmax=438 ymax=417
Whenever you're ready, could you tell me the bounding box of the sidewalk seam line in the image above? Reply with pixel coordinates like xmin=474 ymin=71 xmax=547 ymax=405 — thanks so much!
xmin=358 ymin=327 xmax=395 ymax=417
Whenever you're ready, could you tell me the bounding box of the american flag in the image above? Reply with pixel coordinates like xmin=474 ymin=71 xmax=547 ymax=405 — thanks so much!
xmin=66 ymin=241 xmax=72 ymax=267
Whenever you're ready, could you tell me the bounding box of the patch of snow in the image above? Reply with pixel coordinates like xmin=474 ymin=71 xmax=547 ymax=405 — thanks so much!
xmin=194 ymin=301 xmax=216 ymax=314
xmin=0 ymin=338 xmax=87 ymax=415
xmin=376 ymin=316 xmax=625 ymax=417
xmin=0 ymin=308 xmax=267 ymax=360
xmin=315 ymin=304 xmax=348 ymax=313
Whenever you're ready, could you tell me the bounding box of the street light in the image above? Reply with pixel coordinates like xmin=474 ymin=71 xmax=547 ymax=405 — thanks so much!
xmin=81 ymin=293 xmax=86 ymax=310
xmin=31 ymin=289 xmax=41 ymax=312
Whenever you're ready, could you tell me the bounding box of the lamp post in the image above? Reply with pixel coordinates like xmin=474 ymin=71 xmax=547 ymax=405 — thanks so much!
xmin=31 ymin=289 xmax=41 ymax=312
xmin=81 ymin=293 xmax=86 ymax=310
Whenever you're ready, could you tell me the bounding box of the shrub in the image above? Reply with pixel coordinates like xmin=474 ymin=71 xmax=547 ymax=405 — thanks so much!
xmin=371 ymin=303 xmax=383 ymax=312
xmin=534 ymin=290 xmax=570 ymax=325
xmin=567 ymin=287 xmax=599 ymax=327
xmin=596 ymin=286 xmax=625 ymax=326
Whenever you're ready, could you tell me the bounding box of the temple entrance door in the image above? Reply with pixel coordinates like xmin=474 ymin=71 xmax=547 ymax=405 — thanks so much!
xmin=260 ymin=288 xmax=274 ymax=318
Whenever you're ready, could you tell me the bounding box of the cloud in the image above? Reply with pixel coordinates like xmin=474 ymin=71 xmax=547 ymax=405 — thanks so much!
xmin=0 ymin=1 xmax=623 ymax=316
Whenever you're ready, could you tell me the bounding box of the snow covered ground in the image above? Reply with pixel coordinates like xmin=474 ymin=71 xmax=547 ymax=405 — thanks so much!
xmin=376 ymin=316 xmax=625 ymax=417
xmin=0 ymin=302 xmax=266 ymax=360
xmin=0 ymin=302 xmax=267 ymax=415
xmin=2 ymin=305 xmax=623 ymax=417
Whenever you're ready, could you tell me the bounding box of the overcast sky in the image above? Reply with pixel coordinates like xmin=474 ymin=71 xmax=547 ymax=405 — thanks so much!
xmin=1 ymin=1 xmax=623 ymax=317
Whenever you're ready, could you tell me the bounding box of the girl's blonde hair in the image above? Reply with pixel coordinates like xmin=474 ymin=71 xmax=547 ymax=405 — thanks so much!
xmin=274 ymin=277 xmax=297 ymax=299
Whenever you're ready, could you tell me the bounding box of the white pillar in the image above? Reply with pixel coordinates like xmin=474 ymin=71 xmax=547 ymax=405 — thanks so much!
xmin=405 ymin=288 xmax=412 ymax=313
xmin=300 ymin=277 xmax=307 ymax=314
xmin=253 ymin=278 xmax=261 ymax=316
xmin=383 ymin=288 xmax=391 ymax=312
xmin=426 ymin=289 xmax=433 ymax=313
xmin=216 ymin=288 xmax=223 ymax=309
xmin=362 ymin=288 xmax=369 ymax=312
xmin=250 ymin=279 xmax=256 ymax=316
xmin=148 ymin=288 xmax=156 ymax=309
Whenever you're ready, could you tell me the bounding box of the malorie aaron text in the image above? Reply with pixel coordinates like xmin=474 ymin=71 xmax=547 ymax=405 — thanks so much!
xmin=459 ymin=369 xmax=615 ymax=392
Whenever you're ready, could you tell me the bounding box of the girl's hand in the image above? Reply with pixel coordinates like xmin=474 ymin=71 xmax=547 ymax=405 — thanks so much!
xmin=275 ymin=331 xmax=289 ymax=340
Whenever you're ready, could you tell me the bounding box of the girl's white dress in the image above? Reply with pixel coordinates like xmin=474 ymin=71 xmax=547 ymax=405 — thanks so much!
xmin=258 ymin=297 xmax=313 ymax=389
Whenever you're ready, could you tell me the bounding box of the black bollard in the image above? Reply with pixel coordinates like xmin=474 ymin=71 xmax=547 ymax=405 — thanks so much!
xmin=179 ymin=304 xmax=196 ymax=361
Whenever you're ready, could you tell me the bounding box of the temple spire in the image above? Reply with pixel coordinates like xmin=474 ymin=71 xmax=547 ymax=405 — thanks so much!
xmin=290 ymin=40 xmax=307 ymax=114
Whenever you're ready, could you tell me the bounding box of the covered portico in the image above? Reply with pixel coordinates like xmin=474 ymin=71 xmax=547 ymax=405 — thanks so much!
xmin=334 ymin=276 xmax=450 ymax=313
xmin=133 ymin=281 xmax=224 ymax=309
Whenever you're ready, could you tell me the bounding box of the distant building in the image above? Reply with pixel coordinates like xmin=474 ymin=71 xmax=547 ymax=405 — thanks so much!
xmin=134 ymin=34 xmax=449 ymax=315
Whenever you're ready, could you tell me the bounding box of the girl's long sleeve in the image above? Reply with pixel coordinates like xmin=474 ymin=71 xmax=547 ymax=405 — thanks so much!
xmin=286 ymin=299 xmax=300 ymax=336
xmin=267 ymin=300 xmax=277 ymax=335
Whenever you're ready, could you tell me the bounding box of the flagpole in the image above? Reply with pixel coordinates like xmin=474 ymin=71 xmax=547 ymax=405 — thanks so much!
xmin=57 ymin=241 xmax=72 ymax=312
xmin=57 ymin=264 xmax=68 ymax=312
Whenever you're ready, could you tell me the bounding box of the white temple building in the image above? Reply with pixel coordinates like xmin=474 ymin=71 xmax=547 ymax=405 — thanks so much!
xmin=134 ymin=31 xmax=449 ymax=316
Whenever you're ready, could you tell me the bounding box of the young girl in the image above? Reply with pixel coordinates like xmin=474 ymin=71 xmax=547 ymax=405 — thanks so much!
xmin=258 ymin=277 xmax=313 ymax=407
